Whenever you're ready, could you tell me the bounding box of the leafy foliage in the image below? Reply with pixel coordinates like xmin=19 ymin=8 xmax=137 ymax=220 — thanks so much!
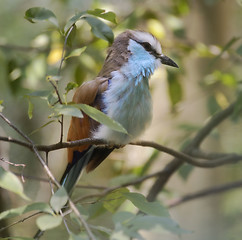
xmin=0 ymin=167 xmax=30 ymax=201
xmin=1 ymin=1 xmax=242 ymax=240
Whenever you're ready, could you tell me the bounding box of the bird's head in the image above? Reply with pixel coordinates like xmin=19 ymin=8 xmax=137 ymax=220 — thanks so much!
xmin=99 ymin=30 xmax=178 ymax=78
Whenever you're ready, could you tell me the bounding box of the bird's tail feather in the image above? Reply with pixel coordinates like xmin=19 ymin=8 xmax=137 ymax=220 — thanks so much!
xmin=60 ymin=146 xmax=95 ymax=194
xmin=33 ymin=146 xmax=114 ymax=239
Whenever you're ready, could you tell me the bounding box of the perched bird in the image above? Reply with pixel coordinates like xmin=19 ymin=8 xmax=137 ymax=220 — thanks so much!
xmin=34 ymin=29 xmax=178 ymax=240
xmin=60 ymin=30 xmax=178 ymax=194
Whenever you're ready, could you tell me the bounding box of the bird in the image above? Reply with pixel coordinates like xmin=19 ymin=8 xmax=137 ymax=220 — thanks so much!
xmin=60 ymin=30 xmax=178 ymax=194
xmin=34 ymin=29 xmax=178 ymax=240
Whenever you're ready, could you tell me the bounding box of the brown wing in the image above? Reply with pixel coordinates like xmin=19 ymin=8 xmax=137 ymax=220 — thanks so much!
xmin=67 ymin=77 xmax=108 ymax=164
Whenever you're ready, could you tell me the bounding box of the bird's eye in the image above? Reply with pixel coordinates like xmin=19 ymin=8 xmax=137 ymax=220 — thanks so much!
xmin=141 ymin=42 xmax=153 ymax=51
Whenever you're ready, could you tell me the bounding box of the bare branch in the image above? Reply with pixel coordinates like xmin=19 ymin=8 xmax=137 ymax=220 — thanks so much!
xmin=0 ymin=212 xmax=42 ymax=233
xmin=0 ymin=112 xmax=96 ymax=239
xmin=167 ymin=180 xmax=242 ymax=208
xmin=0 ymin=157 xmax=26 ymax=182
xmin=146 ymin=102 xmax=236 ymax=201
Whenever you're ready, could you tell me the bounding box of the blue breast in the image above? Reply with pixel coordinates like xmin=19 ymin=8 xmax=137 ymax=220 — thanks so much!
xmin=93 ymin=39 xmax=160 ymax=144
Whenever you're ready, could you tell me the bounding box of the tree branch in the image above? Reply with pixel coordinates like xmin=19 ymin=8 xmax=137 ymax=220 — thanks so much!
xmin=0 ymin=113 xmax=96 ymax=239
xmin=167 ymin=180 xmax=242 ymax=208
xmin=146 ymin=102 xmax=236 ymax=201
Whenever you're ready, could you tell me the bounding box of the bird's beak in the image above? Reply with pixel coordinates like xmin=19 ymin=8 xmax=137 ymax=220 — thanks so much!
xmin=159 ymin=54 xmax=179 ymax=68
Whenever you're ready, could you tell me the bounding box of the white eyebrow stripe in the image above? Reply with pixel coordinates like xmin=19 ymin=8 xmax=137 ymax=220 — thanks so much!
xmin=131 ymin=31 xmax=162 ymax=55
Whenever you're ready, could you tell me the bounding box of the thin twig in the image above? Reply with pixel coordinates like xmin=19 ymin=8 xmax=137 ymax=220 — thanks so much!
xmin=167 ymin=180 xmax=242 ymax=208
xmin=58 ymin=25 xmax=74 ymax=76
xmin=74 ymin=170 xmax=170 ymax=203
xmin=0 ymin=112 xmax=96 ymax=239
xmin=69 ymin=200 xmax=97 ymax=240
xmin=146 ymin=102 xmax=236 ymax=201
xmin=0 ymin=157 xmax=26 ymax=182
xmin=1 ymin=133 xmax=242 ymax=168
xmin=0 ymin=212 xmax=41 ymax=232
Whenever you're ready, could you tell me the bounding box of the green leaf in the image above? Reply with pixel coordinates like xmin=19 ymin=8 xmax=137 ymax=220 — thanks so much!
xmin=47 ymin=92 xmax=58 ymax=106
xmin=25 ymin=7 xmax=59 ymax=27
xmin=64 ymin=11 xmax=86 ymax=33
xmin=65 ymin=82 xmax=79 ymax=93
xmin=178 ymin=163 xmax=194 ymax=180
xmin=207 ymin=95 xmax=222 ymax=115
xmin=123 ymin=192 xmax=169 ymax=217
xmin=167 ymin=72 xmax=183 ymax=108
xmin=84 ymin=16 xmax=114 ymax=43
xmin=69 ymin=232 xmax=89 ymax=240
xmin=232 ymin=91 xmax=242 ymax=121
xmin=26 ymin=90 xmax=52 ymax=98
xmin=50 ymin=187 xmax=68 ymax=212
xmin=53 ymin=104 xmax=83 ymax=118
xmin=211 ymin=37 xmax=241 ymax=66
xmin=0 ymin=202 xmax=53 ymax=220
xmin=65 ymin=47 xmax=87 ymax=60
xmin=76 ymin=104 xmax=128 ymax=134
xmin=112 ymin=211 xmax=135 ymax=224
xmin=103 ymin=188 xmax=129 ymax=213
xmin=128 ymin=215 xmax=188 ymax=234
xmin=29 ymin=120 xmax=57 ymax=136
xmin=66 ymin=24 xmax=77 ymax=48
xmin=87 ymin=9 xmax=117 ymax=24
xmin=27 ymin=97 xmax=34 ymax=119
xmin=109 ymin=174 xmax=137 ymax=187
xmin=0 ymin=167 xmax=30 ymax=201
xmin=236 ymin=44 xmax=242 ymax=56
xmin=0 ymin=100 xmax=4 ymax=112
xmin=87 ymin=201 xmax=106 ymax=219
xmin=36 ymin=214 xmax=62 ymax=230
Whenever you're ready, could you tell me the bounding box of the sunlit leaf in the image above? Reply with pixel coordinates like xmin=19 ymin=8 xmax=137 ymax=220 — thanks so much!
xmin=46 ymin=75 xmax=61 ymax=82
xmin=0 ymin=100 xmax=4 ymax=112
xmin=76 ymin=104 xmax=128 ymax=134
xmin=27 ymin=97 xmax=34 ymax=119
xmin=87 ymin=9 xmax=117 ymax=24
xmin=47 ymin=92 xmax=58 ymax=106
xmin=50 ymin=186 xmax=68 ymax=212
xmin=36 ymin=214 xmax=62 ymax=230
xmin=0 ymin=167 xmax=30 ymax=201
xmin=0 ymin=202 xmax=53 ymax=220
xmin=65 ymin=82 xmax=79 ymax=93
xmin=65 ymin=47 xmax=87 ymax=60
xmin=53 ymin=104 xmax=83 ymax=118
xmin=25 ymin=7 xmax=59 ymax=27
xmin=84 ymin=16 xmax=114 ymax=43
xmin=102 ymin=188 xmax=129 ymax=213
xmin=123 ymin=192 xmax=170 ymax=217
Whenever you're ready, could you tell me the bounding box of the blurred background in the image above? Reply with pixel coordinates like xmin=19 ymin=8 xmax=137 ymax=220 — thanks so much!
xmin=0 ymin=0 xmax=242 ymax=239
